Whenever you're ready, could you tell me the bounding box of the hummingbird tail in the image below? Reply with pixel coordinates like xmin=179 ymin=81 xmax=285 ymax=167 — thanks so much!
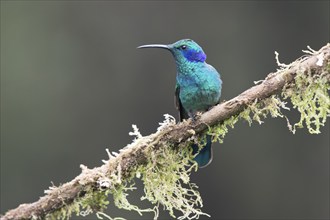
xmin=191 ymin=135 xmax=213 ymax=168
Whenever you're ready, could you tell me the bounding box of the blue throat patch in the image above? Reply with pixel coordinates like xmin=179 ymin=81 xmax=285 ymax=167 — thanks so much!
xmin=183 ymin=49 xmax=206 ymax=62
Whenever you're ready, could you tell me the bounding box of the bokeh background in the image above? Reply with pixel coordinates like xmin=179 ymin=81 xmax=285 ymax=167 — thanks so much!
xmin=1 ymin=1 xmax=329 ymax=219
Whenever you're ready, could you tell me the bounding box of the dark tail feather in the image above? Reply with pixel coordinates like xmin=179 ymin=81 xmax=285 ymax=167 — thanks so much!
xmin=191 ymin=135 xmax=213 ymax=168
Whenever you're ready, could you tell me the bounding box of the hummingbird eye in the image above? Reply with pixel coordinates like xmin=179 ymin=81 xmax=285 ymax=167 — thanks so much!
xmin=180 ymin=45 xmax=187 ymax=50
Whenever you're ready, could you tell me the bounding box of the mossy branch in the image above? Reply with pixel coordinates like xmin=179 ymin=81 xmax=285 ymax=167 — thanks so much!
xmin=2 ymin=44 xmax=330 ymax=220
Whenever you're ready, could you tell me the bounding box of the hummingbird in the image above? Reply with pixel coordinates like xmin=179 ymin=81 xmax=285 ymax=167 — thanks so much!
xmin=138 ymin=39 xmax=222 ymax=167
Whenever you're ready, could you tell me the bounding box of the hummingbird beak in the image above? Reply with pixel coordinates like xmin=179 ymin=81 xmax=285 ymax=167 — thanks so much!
xmin=137 ymin=44 xmax=170 ymax=50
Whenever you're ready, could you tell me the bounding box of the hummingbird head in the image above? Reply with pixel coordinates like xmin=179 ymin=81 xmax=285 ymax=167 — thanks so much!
xmin=137 ymin=39 xmax=207 ymax=64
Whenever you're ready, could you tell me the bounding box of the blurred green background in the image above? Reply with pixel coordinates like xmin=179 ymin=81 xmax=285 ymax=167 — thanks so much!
xmin=1 ymin=1 xmax=329 ymax=219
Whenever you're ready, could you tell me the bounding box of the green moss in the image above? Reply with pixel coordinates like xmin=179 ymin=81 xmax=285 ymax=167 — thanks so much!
xmin=80 ymin=189 xmax=110 ymax=214
xmin=139 ymin=145 xmax=208 ymax=220
xmin=45 ymin=186 xmax=110 ymax=220
xmin=111 ymin=182 xmax=155 ymax=216
xmin=109 ymin=143 xmax=208 ymax=219
xmin=207 ymin=49 xmax=329 ymax=142
xmin=282 ymin=71 xmax=330 ymax=134
xmin=207 ymin=94 xmax=288 ymax=143
xmin=326 ymin=62 xmax=330 ymax=73
xmin=86 ymin=115 xmax=209 ymax=220
xmin=207 ymin=114 xmax=239 ymax=143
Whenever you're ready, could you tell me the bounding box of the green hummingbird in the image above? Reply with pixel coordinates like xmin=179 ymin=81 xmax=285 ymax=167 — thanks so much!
xmin=138 ymin=39 xmax=222 ymax=167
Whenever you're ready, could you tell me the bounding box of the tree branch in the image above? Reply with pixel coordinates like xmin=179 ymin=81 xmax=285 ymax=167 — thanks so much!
xmin=2 ymin=44 xmax=330 ymax=220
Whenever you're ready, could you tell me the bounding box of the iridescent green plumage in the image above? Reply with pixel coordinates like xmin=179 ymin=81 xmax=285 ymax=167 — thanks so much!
xmin=138 ymin=39 xmax=222 ymax=167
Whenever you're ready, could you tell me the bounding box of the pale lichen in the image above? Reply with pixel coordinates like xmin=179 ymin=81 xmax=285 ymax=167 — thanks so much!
xmin=207 ymin=114 xmax=239 ymax=143
xmin=46 ymin=186 xmax=110 ymax=220
xmin=111 ymin=183 xmax=155 ymax=216
xmin=207 ymin=94 xmax=288 ymax=143
xmin=108 ymin=117 xmax=208 ymax=220
xmin=281 ymin=47 xmax=330 ymax=134
xmin=282 ymin=69 xmax=330 ymax=134
xmin=54 ymin=115 xmax=205 ymax=220
xmin=207 ymin=46 xmax=329 ymax=143
xmin=138 ymin=145 xmax=207 ymax=220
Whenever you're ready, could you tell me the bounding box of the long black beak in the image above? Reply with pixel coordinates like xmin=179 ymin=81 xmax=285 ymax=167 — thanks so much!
xmin=137 ymin=44 xmax=170 ymax=50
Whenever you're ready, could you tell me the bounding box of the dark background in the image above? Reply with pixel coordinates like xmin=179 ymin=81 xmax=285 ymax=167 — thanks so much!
xmin=1 ymin=1 xmax=329 ymax=219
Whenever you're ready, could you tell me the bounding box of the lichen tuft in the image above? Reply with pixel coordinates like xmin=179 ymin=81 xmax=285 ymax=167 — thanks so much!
xmin=207 ymin=47 xmax=329 ymax=143
xmin=282 ymin=70 xmax=330 ymax=134
xmin=46 ymin=186 xmax=110 ymax=220
xmin=110 ymin=141 xmax=208 ymax=219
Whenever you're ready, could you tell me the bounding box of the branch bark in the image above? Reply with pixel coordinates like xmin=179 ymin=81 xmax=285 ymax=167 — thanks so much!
xmin=2 ymin=44 xmax=330 ymax=220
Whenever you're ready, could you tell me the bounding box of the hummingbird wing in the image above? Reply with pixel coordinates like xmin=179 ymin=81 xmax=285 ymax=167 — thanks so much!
xmin=175 ymin=84 xmax=189 ymax=121
xmin=175 ymin=80 xmax=213 ymax=168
